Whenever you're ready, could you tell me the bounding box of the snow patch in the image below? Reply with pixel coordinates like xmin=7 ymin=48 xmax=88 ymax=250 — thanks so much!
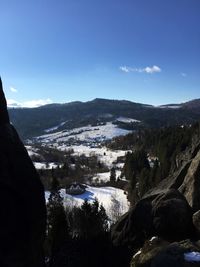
xmin=116 ymin=117 xmax=140 ymax=123
xmin=25 ymin=145 xmax=40 ymax=157
xmin=34 ymin=162 xmax=59 ymax=169
xmin=149 ymin=236 xmax=157 ymax=242
xmin=92 ymin=170 xmax=121 ymax=183
xmin=44 ymin=121 xmax=67 ymax=133
xmin=133 ymin=250 xmax=142 ymax=258
xmin=184 ymin=252 xmax=200 ymax=262
xmin=158 ymin=105 xmax=181 ymax=109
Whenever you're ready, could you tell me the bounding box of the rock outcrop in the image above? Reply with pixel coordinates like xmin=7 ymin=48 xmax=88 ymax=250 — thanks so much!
xmin=179 ymin=149 xmax=200 ymax=212
xmin=143 ymin=138 xmax=200 ymax=212
xmin=131 ymin=238 xmax=200 ymax=267
xmin=111 ymin=196 xmax=154 ymax=249
xmin=151 ymin=189 xmax=194 ymax=241
xmin=112 ymin=112 xmax=200 ymax=267
xmin=112 ymin=140 xmax=200 ymax=266
xmin=193 ymin=211 xmax=200 ymax=234
xmin=111 ymin=189 xmax=196 ymax=250
xmin=0 ymin=78 xmax=46 ymax=266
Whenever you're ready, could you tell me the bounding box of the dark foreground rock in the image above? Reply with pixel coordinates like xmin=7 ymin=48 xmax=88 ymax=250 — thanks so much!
xmin=0 ymin=78 xmax=46 ymax=267
xmin=131 ymin=238 xmax=200 ymax=267
xmin=111 ymin=197 xmax=154 ymax=248
xmin=152 ymin=189 xmax=194 ymax=241
xmin=111 ymin=189 xmax=196 ymax=250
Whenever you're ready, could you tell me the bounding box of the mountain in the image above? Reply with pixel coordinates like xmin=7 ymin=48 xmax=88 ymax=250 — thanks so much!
xmin=182 ymin=98 xmax=200 ymax=109
xmin=8 ymin=98 xmax=200 ymax=140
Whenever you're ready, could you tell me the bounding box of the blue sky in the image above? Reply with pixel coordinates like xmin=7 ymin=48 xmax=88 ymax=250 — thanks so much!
xmin=0 ymin=0 xmax=199 ymax=107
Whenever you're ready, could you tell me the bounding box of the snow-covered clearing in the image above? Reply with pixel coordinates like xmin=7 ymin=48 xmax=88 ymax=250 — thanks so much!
xmin=30 ymin=121 xmax=131 ymax=169
xmin=26 ymin=143 xmax=128 ymax=169
xmin=36 ymin=122 xmax=131 ymax=144
xmin=116 ymin=117 xmax=140 ymax=123
xmin=92 ymin=170 xmax=121 ymax=183
xmin=45 ymin=185 xmax=129 ymax=221
xmin=58 ymin=145 xmax=128 ymax=168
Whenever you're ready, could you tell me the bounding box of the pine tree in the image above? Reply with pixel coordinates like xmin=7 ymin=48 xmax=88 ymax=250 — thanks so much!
xmin=46 ymin=176 xmax=69 ymax=266
xmin=110 ymin=167 xmax=116 ymax=183
xmin=69 ymin=199 xmax=108 ymax=240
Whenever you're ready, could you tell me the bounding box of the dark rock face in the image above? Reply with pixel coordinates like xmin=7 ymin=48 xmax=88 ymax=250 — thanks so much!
xmin=152 ymin=190 xmax=194 ymax=241
xmin=111 ymin=197 xmax=154 ymax=248
xmin=179 ymin=149 xmax=200 ymax=212
xmin=111 ymin=189 xmax=196 ymax=250
xmin=131 ymin=238 xmax=200 ymax=267
xmin=0 ymin=79 xmax=46 ymax=266
xmin=193 ymin=210 xmax=200 ymax=234
xmin=0 ymin=78 xmax=9 ymax=125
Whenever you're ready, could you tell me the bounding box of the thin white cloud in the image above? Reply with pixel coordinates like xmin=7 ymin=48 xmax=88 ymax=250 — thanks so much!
xmin=10 ymin=87 xmax=18 ymax=93
xmin=7 ymin=98 xmax=53 ymax=108
xmin=119 ymin=65 xmax=162 ymax=74
xmin=119 ymin=66 xmax=130 ymax=73
xmin=181 ymin=72 xmax=187 ymax=77
xmin=144 ymin=65 xmax=161 ymax=74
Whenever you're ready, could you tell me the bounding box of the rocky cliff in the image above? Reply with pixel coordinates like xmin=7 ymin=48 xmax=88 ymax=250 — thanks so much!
xmin=0 ymin=78 xmax=46 ymax=267
xmin=144 ymin=135 xmax=200 ymax=212
xmin=112 ymin=128 xmax=200 ymax=266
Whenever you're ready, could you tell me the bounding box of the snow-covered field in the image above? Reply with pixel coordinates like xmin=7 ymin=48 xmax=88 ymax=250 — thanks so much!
xmin=26 ymin=143 xmax=128 ymax=169
xmin=92 ymin=170 xmax=121 ymax=183
xmin=59 ymin=145 xmax=128 ymax=168
xmin=27 ymin=120 xmax=132 ymax=169
xmin=36 ymin=122 xmax=131 ymax=145
xmin=45 ymin=185 xmax=130 ymax=221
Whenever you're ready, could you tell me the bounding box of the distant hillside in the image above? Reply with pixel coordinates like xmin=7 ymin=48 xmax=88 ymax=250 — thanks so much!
xmin=182 ymin=98 xmax=200 ymax=109
xmin=8 ymin=98 xmax=200 ymax=140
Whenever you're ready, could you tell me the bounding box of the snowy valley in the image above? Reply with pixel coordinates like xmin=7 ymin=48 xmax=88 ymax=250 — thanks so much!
xmin=25 ymin=119 xmax=134 ymax=220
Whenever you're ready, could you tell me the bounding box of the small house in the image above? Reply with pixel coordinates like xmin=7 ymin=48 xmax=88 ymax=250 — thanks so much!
xmin=66 ymin=182 xmax=86 ymax=195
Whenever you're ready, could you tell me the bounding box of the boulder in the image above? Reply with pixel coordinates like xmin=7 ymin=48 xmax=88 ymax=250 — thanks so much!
xmin=152 ymin=189 xmax=194 ymax=241
xmin=0 ymin=78 xmax=46 ymax=267
xmin=111 ymin=197 xmax=154 ymax=249
xmin=111 ymin=189 xmax=195 ymax=250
